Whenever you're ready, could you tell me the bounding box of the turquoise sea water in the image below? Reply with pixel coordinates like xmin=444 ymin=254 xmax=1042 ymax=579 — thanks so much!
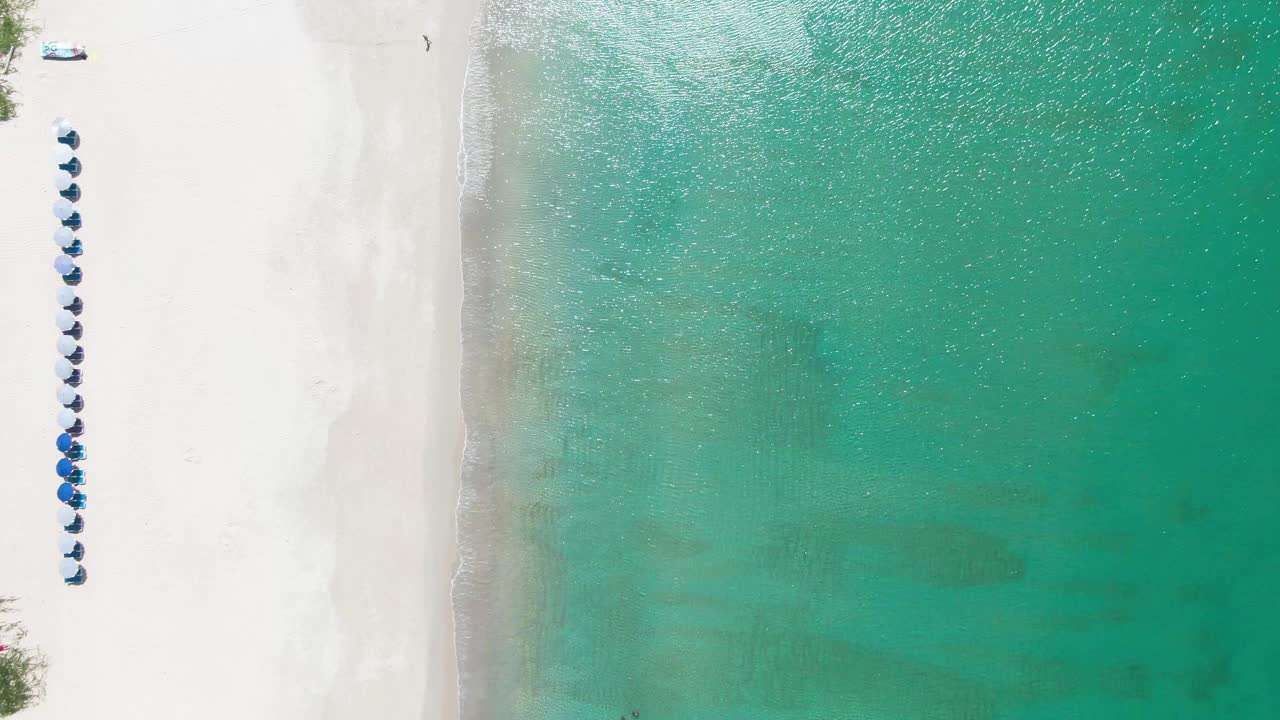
xmin=457 ymin=1 xmax=1280 ymax=718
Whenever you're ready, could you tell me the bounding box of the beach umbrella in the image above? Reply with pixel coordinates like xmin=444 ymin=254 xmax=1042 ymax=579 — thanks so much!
xmin=53 ymin=198 xmax=75 ymax=220
xmin=56 ymin=308 xmax=77 ymax=331
xmin=58 ymin=384 xmax=78 ymax=406
xmin=57 ymin=408 xmax=77 ymax=430
xmin=55 ymin=358 xmax=74 ymax=380
xmin=57 ymin=286 xmax=77 ymax=307
xmin=56 ymin=458 xmax=74 ymax=477
xmin=58 ymin=533 xmax=78 ymax=556
xmin=57 ymin=335 xmax=78 ymax=357
xmin=54 ymin=169 xmax=74 ymax=191
xmin=53 ymin=144 xmax=74 ymax=165
xmin=59 ymin=558 xmax=80 ymax=580
xmin=52 ymin=116 xmax=74 ymax=138
xmin=57 ymin=432 xmax=74 ymax=452
xmin=57 ymin=482 xmax=76 ymax=503
xmin=54 ymin=255 xmax=77 ymax=276
xmin=58 ymin=506 xmax=78 ymax=528
xmin=54 ymin=227 xmax=76 ymax=249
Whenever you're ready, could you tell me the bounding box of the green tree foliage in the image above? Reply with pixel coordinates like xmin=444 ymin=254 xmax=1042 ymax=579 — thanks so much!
xmin=0 ymin=598 xmax=47 ymax=717
xmin=0 ymin=0 xmax=37 ymax=122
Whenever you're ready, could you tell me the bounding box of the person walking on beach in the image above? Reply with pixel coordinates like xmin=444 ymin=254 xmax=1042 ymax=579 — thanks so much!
xmin=422 ymin=34 xmax=432 ymax=52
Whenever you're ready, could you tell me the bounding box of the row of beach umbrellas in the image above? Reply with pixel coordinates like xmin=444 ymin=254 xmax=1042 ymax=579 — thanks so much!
xmin=52 ymin=116 xmax=88 ymax=587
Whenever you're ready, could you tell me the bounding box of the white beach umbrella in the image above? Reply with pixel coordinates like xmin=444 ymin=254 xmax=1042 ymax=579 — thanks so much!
xmin=58 ymin=506 xmax=78 ymax=527
xmin=57 ymin=335 xmax=78 ymax=356
xmin=57 ymin=335 xmax=79 ymax=357
xmin=54 ymin=255 xmax=77 ymax=276
xmin=57 ymin=286 xmax=77 ymax=307
xmin=56 ymin=309 xmax=77 ymax=331
xmin=58 ymin=533 xmax=78 ymax=555
xmin=53 ymin=198 xmax=75 ymax=220
xmin=52 ymin=116 xmax=74 ymax=138
xmin=53 ymin=144 xmax=74 ymax=165
xmin=57 ymin=408 xmax=77 ymax=430
xmin=55 ymin=358 xmax=74 ymax=380
xmin=59 ymin=558 xmax=81 ymax=580
xmin=57 ymin=384 xmax=78 ymax=406
xmin=54 ymin=227 xmax=75 ymax=248
xmin=54 ymin=169 xmax=74 ymax=191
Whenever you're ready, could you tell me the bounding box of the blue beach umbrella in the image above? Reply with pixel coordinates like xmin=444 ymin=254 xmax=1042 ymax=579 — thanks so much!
xmin=57 ymin=482 xmax=76 ymax=503
xmin=56 ymin=458 xmax=74 ymax=477
xmin=57 ymin=433 xmax=73 ymax=452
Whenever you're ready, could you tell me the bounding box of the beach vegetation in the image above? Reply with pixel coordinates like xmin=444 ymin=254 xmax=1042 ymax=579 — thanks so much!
xmin=0 ymin=597 xmax=47 ymax=717
xmin=0 ymin=0 xmax=37 ymax=122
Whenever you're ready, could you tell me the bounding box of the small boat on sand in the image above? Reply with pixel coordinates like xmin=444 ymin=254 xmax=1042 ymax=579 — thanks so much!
xmin=41 ymin=41 xmax=88 ymax=60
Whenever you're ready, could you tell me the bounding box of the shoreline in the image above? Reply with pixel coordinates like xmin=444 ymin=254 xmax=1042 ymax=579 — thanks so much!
xmin=454 ymin=2 xmax=567 ymax=714
xmin=0 ymin=1 xmax=477 ymax=717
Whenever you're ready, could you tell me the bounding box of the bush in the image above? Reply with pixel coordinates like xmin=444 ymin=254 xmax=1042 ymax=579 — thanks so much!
xmin=0 ymin=0 xmax=37 ymax=122
xmin=0 ymin=598 xmax=47 ymax=717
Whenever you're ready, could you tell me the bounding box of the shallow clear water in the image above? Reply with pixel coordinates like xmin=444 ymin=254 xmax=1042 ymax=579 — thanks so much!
xmin=457 ymin=1 xmax=1280 ymax=718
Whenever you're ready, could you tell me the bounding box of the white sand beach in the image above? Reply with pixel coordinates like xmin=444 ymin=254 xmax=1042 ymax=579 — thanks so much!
xmin=0 ymin=0 xmax=474 ymax=717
